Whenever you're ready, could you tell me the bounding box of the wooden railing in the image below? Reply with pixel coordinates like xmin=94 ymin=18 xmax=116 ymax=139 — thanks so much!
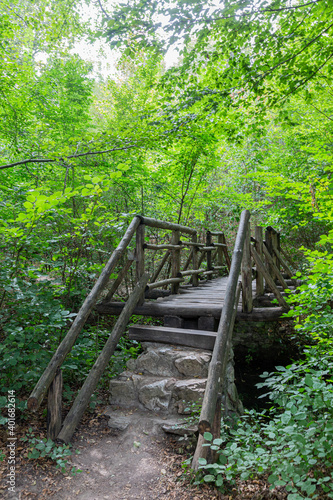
xmin=27 ymin=212 xmax=296 ymax=444
xmin=192 ymin=213 xmax=296 ymax=470
xmin=27 ymin=215 xmax=231 ymax=442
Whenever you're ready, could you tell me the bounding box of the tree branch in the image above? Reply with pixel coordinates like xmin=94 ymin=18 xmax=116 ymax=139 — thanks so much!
xmin=0 ymin=144 xmax=141 ymax=171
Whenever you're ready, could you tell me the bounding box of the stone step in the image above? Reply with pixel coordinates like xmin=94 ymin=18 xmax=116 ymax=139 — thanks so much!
xmin=126 ymin=342 xmax=212 ymax=378
xmin=109 ymin=371 xmax=207 ymax=415
xmin=129 ymin=324 xmax=217 ymax=350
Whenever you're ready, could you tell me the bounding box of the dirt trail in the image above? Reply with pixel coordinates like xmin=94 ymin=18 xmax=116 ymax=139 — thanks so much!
xmin=3 ymin=408 xmax=220 ymax=500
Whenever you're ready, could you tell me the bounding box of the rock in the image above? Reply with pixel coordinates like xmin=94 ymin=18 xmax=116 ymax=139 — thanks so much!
xmin=108 ymin=415 xmax=131 ymax=431
xmin=174 ymin=354 xmax=209 ymax=378
xmin=138 ymin=378 xmax=175 ymax=412
xmin=132 ymin=343 xmax=211 ymax=378
xmin=171 ymin=379 xmax=206 ymax=414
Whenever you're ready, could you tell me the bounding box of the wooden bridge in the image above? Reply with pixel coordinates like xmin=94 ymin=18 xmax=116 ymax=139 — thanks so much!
xmin=27 ymin=210 xmax=298 ymax=470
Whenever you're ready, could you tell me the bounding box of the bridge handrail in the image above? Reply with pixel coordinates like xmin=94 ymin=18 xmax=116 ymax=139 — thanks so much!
xmin=192 ymin=209 xmax=251 ymax=470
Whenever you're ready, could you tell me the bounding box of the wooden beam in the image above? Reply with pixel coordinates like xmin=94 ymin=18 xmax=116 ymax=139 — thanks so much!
xmin=57 ymin=273 xmax=150 ymax=443
xmin=103 ymin=257 xmax=134 ymax=303
xmin=151 ymin=251 xmax=170 ymax=283
xmin=28 ymin=216 xmax=141 ymax=411
xmin=192 ymin=233 xmax=199 ymax=286
xmin=129 ymin=325 xmax=217 ymax=350
xmin=262 ymin=243 xmax=289 ymax=289
xmin=250 ymin=245 xmax=290 ymax=310
xmin=273 ymin=245 xmax=294 ymax=278
xmin=192 ymin=209 xmax=251 ymax=471
xmin=147 ymin=277 xmax=184 ymax=289
xmin=140 ymin=216 xmax=197 ymax=235
xmin=96 ymin=301 xmax=288 ymax=321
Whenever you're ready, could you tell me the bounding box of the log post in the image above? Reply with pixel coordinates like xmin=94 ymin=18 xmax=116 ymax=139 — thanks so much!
xmin=136 ymin=222 xmax=145 ymax=305
xmin=255 ymin=226 xmax=264 ymax=296
xmin=57 ymin=274 xmax=150 ymax=443
xmin=221 ymin=234 xmax=231 ymax=271
xmin=206 ymin=231 xmax=212 ymax=280
xmin=192 ymin=210 xmax=251 ymax=471
xmin=192 ymin=233 xmax=199 ymax=287
xmin=241 ymin=220 xmax=252 ymax=313
xmin=265 ymin=226 xmax=275 ymax=279
xmin=47 ymin=368 xmax=63 ymax=440
xmin=217 ymin=234 xmax=224 ymax=272
xmin=171 ymin=230 xmax=181 ymax=293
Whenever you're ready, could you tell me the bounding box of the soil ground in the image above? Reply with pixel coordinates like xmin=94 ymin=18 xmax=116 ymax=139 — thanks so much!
xmin=0 ymin=404 xmax=287 ymax=500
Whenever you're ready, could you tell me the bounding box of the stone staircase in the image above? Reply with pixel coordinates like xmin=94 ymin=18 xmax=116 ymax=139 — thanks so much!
xmin=109 ymin=342 xmax=243 ymax=429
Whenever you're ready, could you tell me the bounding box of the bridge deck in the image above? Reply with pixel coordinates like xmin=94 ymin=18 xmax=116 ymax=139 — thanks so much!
xmin=96 ymin=276 xmax=286 ymax=322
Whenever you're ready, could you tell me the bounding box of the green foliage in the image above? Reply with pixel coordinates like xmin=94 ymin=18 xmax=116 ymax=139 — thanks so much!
xmin=197 ymin=239 xmax=333 ymax=498
xmin=21 ymin=428 xmax=81 ymax=475
xmin=198 ymin=348 xmax=333 ymax=498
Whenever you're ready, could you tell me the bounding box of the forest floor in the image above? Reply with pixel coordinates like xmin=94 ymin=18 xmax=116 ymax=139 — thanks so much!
xmin=0 ymin=398 xmax=288 ymax=500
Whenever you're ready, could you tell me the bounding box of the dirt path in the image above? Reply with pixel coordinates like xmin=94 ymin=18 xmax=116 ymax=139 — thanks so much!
xmin=2 ymin=408 xmax=221 ymax=500
xmin=1 ymin=406 xmax=287 ymax=499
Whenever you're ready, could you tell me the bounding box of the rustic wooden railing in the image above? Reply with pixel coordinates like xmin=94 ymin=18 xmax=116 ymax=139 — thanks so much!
xmin=28 ymin=213 xmax=296 ymax=444
xmin=27 ymin=215 xmax=232 ymax=442
xmin=191 ymin=214 xmax=296 ymax=470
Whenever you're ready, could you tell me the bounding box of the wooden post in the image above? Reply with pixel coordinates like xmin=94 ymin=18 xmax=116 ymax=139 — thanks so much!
xmin=192 ymin=233 xmax=199 ymax=287
xmin=47 ymin=368 xmax=63 ymax=440
xmin=57 ymin=274 xmax=150 ymax=443
xmin=192 ymin=210 xmax=251 ymax=471
xmin=136 ymin=224 xmax=145 ymax=279
xmin=265 ymin=226 xmax=275 ymax=279
xmin=273 ymin=245 xmax=294 ymax=278
xmin=206 ymin=231 xmax=212 ymax=280
xmin=255 ymin=226 xmax=264 ymax=296
xmin=221 ymin=234 xmax=231 ymax=271
xmin=241 ymin=221 xmax=252 ymax=313
xmin=217 ymin=234 xmax=224 ymax=269
xmin=28 ymin=216 xmax=141 ymax=411
xmin=276 ymin=232 xmax=281 ymax=271
xmin=136 ymin=222 xmax=145 ymax=305
xmin=171 ymin=230 xmax=180 ymax=294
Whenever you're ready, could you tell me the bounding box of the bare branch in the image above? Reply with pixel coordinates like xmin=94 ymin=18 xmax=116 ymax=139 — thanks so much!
xmin=0 ymin=144 xmax=141 ymax=171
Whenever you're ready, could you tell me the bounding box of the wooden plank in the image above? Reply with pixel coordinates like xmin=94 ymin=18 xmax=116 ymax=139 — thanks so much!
xmin=129 ymin=325 xmax=217 ymax=350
